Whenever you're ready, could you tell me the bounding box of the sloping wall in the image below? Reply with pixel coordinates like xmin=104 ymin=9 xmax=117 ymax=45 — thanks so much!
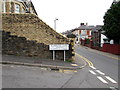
xmin=2 ymin=14 xmax=73 ymax=60
xmin=2 ymin=13 xmax=69 ymax=45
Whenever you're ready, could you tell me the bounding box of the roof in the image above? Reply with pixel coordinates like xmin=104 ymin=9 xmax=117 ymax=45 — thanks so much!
xmin=92 ymin=25 xmax=103 ymax=31
xmin=74 ymin=25 xmax=95 ymax=30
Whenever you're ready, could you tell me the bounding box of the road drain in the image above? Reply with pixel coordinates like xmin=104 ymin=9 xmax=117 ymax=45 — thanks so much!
xmin=50 ymin=68 xmax=59 ymax=71
xmin=41 ymin=67 xmax=77 ymax=73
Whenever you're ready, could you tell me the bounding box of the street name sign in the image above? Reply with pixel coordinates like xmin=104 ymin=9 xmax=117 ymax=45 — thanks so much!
xmin=49 ymin=44 xmax=69 ymax=61
xmin=49 ymin=44 xmax=69 ymax=50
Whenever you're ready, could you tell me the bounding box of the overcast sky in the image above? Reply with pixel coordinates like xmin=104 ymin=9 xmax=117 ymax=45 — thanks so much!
xmin=32 ymin=0 xmax=113 ymax=33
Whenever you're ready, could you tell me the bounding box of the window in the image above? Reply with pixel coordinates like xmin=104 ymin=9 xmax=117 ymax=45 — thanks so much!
xmin=81 ymin=30 xmax=87 ymax=36
xmin=15 ymin=4 xmax=20 ymax=13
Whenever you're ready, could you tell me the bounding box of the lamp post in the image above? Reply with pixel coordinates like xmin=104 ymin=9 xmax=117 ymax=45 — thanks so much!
xmin=54 ymin=18 xmax=58 ymax=30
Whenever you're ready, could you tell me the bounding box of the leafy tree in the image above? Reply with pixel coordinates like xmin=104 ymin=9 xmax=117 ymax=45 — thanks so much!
xmin=103 ymin=1 xmax=120 ymax=44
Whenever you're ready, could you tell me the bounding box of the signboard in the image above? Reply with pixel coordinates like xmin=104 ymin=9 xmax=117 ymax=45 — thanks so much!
xmin=49 ymin=44 xmax=69 ymax=50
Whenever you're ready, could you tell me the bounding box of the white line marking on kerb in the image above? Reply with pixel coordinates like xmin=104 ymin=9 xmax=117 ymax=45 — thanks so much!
xmin=89 ymin=70 xmax=97 ymax=75
xmin=90 ymin=66 xmax=96 ymax=69
xmin=105 ymin=76 xmax=117 ymax=84
xmin=96 ymin=70 xmax=105 ymax=75
xmin=97 ymin=76 xmax=108 ymax=84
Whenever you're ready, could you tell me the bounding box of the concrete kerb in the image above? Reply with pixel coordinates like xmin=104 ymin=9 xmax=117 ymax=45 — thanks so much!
xmin=0 ymin=61 xmax=86 ymax=70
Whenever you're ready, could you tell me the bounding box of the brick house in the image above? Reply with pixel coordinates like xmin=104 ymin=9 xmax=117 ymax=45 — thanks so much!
xmin=72 ymin=23 xmax=94 ymax=44
xmin=2 ymin=0 xmax=37 ymax=15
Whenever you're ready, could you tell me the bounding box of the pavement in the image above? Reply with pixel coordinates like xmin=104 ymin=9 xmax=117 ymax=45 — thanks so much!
xmin=78 ymin=45 xmax=119 ymax=60
xmin=1 ymin=53 xmax=86 ymax=70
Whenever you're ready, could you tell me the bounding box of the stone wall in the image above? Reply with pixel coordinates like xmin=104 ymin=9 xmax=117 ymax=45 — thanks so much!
xmin=2 ymin=14 xmax=69 ymax=45
xmin=2 ymin=31 xmax=72 ymax=60
xmin=2 ymin=13 xmax=73 ymax=60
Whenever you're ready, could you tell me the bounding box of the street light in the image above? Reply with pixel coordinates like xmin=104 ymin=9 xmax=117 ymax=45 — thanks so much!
xmin=54 ymin=18 xmax=58 ymax=30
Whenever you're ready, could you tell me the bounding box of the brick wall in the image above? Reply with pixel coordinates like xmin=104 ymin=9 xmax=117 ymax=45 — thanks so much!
xmin=101 ymin=43 xmax=120 ymax=55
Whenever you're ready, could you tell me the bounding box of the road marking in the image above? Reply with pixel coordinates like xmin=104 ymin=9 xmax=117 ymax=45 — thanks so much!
xmin=105 ymin=76 xmax=117 ymax=84
xmin=89 ymin=70 xmax=97 ymax=75
xmin=75 ymin=53 xmax=93 ymax=67
xmin=96 ymin=70 xmax=105 ymax=75
xmin=109 ymin=86 xmax=118 ymax=90
xmin=71 ymin=64 xmax=78 ymax=66
xmin=90 ymin=66 xmax=96 ymax=69
xmin=97 ymin=76 xmax=108 ymax=84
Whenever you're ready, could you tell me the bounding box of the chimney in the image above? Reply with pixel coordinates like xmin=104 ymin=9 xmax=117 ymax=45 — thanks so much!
xmin=80 ymin=23 xmax=84 ymax=26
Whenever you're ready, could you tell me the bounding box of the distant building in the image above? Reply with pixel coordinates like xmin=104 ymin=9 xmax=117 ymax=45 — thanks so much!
xmin=2 ymin=0 xmax=37 ymax=15
xmin=72 ymin=23 xmax=94 ymax=44
xmin=91 ymin=25 xmax=102 ymax=47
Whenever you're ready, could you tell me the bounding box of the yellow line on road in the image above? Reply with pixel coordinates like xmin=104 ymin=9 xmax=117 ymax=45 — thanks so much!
xmin=75 ymin=53 xmax=93 ymax=67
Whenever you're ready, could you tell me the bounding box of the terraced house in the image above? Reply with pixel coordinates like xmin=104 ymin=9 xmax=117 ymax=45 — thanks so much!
xmin=2 ymin=0 xmax=37 ymax=15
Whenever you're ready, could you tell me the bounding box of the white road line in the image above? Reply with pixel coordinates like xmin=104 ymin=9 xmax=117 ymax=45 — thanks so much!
xmin=96 ymin=70 xmax=105 ymax=75
xmin=97 ymin=76 xmax=108 ymax=84
xmin=89 ymin=70 xmax=97 ymax=75
xmin=105 ymin=76 xmax=117 ymax=84
xmin=90 ymin=66 xmax=96 ymax=69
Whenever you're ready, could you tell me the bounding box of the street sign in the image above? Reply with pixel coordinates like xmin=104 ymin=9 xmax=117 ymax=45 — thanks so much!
xmin=49 ymin=44 xmax=69 ymax=50
xmin=49 ymin=44 xmax=69 ymax=61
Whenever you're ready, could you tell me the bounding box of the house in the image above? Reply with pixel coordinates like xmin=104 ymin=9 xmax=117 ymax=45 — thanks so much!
xmin=91 ymin=25 xmax=102 ymax=47
xmin=72 ymin=23 xmax=95 ymax=44
xmin=2 ymin=0 xmax=37 ymax=15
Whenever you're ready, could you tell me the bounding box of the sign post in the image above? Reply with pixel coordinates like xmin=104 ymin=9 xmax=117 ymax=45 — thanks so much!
xmin=64 ymin=50 xmax=66 ymax=62
xmin=49 ymin=44 xmax=69 ymax=61
xmin=53 ymin=50 xmax=55 ymax=60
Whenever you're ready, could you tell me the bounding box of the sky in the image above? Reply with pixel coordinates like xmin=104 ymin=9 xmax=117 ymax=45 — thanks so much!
xmin=32 ymin=0 xmax=113 ymax=33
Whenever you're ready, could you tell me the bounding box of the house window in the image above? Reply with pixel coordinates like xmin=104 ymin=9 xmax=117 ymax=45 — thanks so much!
xmin=15 ymin=4 xmax=20 ymax=13
xmin=81 ymin=30 xmax=87 ymax=35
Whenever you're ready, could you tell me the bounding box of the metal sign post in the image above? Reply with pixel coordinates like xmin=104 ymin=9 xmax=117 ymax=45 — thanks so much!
xmin=64 ymin=50 xmax=66 ymax=62
xmin=53 ymin=50 xmax=55 ymax=60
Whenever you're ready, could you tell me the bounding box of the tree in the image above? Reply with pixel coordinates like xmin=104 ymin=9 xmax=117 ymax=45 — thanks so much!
xmin=103 ymin=1 xmax=120 ymax=44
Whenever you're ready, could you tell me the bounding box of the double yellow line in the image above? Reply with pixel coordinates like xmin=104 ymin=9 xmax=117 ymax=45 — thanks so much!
xmin=75 ymin=53 xmax=93 ymax=67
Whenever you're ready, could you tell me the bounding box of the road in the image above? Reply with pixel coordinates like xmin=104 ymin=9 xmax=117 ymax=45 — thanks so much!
xmin=74 ymin=45 xmax=119 ymax=89
xmin=2 ymin=45 xmax=119 ymax=89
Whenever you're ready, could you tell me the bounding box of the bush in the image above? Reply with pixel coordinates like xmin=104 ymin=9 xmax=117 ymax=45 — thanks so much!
xmin=85 ymin=38 xmax=90 ymax=44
